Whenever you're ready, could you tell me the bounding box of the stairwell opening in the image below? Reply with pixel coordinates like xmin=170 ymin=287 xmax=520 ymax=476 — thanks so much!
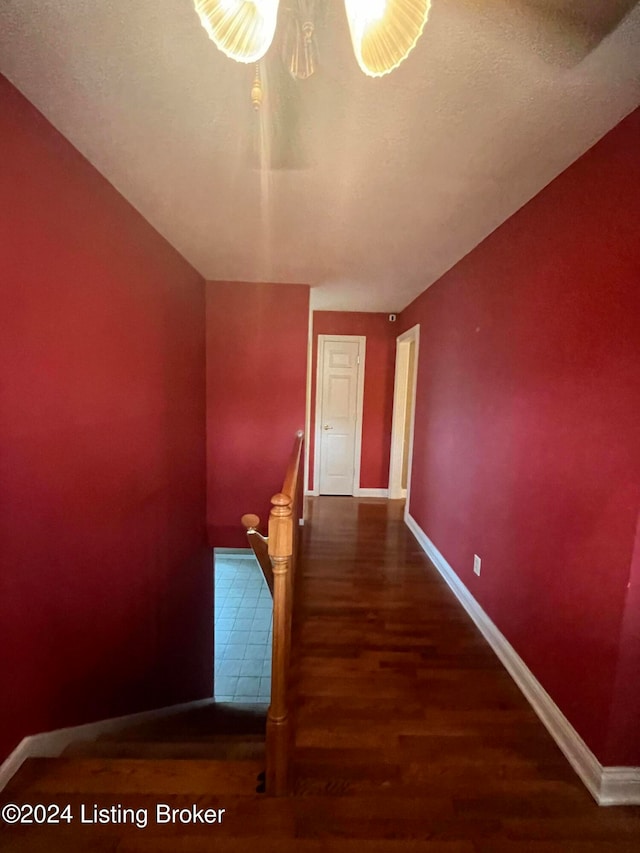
xmin=213 ymin=549 xmax=273 ymax=703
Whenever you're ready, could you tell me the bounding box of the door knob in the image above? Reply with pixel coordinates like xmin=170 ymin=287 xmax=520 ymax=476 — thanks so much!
xmin=323 ymin=424 xmax=333 ymax=430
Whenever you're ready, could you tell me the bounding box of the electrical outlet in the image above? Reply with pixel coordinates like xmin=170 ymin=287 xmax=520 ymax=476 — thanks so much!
xmin=473 ymin=554 xmax=481 ymax=576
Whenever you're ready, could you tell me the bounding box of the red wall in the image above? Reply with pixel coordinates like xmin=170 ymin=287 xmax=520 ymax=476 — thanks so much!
xmin=310 ymin=312 xmax=396 ymax=492
xmin=206 ymin=281 xmax=309 ymax=546
xmin=400 ymin=109 xmax=640 ymax=765
xmin=0 ymin=77 xmax=211 ymax=763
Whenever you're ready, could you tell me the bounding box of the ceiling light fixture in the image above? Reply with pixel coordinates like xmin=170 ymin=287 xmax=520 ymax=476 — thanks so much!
xmin=193 ymin=0 xmax=431 ymax=77
xmin=345 ymin=0 xmax=432 ymax=77
xmin=193 ymin=0 xmax=281 ymax=64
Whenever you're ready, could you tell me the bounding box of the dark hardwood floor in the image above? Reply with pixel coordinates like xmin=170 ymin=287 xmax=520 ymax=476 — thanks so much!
xmin=291 ymin=498 xmax=640 ymax=849
xmin=1 ymin=496 xmax=638 ymax=851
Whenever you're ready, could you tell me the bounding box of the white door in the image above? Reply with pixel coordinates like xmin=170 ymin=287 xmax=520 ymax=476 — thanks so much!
xmin=317 ymin=337 xmax=364 ymax=495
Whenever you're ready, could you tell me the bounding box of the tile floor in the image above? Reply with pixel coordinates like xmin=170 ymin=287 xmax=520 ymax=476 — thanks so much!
xmin=214 ymin=551 xmax=273 ymax=703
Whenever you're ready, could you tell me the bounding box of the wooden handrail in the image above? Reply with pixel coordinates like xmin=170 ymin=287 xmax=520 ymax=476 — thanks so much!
xmin=240 ymin=430 xmax=304 ymax=796
xmin=282 ymin=430 xmax=304 ymax=505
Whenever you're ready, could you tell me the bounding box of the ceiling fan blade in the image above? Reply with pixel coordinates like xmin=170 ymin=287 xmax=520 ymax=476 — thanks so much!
xmin=519 ymin=0 xmax=638 ymax=43
xmin=457 ymin=0 xmax=638 ymax=65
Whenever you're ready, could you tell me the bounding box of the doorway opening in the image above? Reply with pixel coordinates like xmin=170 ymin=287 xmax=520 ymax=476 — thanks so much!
xmin=388 ymin=324 xmax=419 ymax=504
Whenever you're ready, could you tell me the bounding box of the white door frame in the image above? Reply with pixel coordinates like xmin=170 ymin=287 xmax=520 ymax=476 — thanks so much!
xmin=303 ymin=302 xmax=313 ymax=496
xmin=388 ymin=324 xmax=420 ymax=505
xmin=313 ymin=334 xmax=366 ymax=496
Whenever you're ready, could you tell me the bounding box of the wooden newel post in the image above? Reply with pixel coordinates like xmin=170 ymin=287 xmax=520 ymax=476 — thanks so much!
xmin=240 ymin=433 xmax=303 ymax=796
xmin=266 ymin=491 xmax=293 ymax=796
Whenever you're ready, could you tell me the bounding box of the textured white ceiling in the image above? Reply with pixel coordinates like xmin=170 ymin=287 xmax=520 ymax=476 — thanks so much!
xmin=1 ymin=0 xmax=639 ymax=311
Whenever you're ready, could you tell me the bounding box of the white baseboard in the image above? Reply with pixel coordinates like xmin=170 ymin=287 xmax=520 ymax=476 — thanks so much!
xmin=405 ymin=512 xmax=640 ymax=807
xmin=599 ymin=767 xmax=640 ymax=806
xmin=0 ymin=698 xmax=214 ymax=793
xmin=354 ymin=488 xmax=389 ymax=498
xmin=305 ymin=488 xmax=388 ymax=498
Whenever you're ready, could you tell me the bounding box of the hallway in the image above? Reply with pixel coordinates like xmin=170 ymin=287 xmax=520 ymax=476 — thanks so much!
xmin=290 ymin=497 xmax=640 ymax=847
xmin=2 ymin=497 xmax=639 ymax=851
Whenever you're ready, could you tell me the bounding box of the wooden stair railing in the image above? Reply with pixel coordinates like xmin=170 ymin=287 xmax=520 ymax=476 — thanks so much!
xmin=241 ymin=514 xmax=273 ymax=595
xmin=241 ymin=430 xmax=304 ymax=796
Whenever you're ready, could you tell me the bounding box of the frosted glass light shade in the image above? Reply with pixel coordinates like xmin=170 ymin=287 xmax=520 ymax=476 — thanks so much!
xmin=344 ymin=0 xmax=431 ymax=77
xmin=194 ymin=0 xmax=281 ymax=63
